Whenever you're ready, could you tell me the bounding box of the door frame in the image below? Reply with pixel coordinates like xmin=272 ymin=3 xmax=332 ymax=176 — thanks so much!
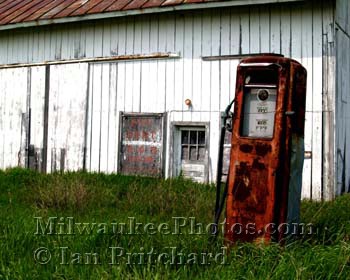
xmin=169 ymin=121 xmax=210 ymax=182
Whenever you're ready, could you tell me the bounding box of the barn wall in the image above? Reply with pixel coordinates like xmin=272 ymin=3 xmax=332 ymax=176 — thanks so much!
xmin=0 ymin=1 xmax=334 ymax=199
xmin=335 ymin=0 xmax=350 ymax=195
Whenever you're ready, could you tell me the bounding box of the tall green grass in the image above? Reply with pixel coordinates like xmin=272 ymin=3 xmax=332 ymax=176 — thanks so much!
xmin=0 ymin=168 xmax=349 ymax=279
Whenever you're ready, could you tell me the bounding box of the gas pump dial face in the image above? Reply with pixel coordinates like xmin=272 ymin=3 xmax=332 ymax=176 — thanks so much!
xmin=257 ymin=89 xmax=269 ymax=102
xmin=241 ymin=88 xmax=277 ymax=138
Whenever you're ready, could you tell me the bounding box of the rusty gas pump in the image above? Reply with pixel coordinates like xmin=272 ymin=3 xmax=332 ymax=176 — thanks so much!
xmin=213 ymin=55 xmax=307 ymax=244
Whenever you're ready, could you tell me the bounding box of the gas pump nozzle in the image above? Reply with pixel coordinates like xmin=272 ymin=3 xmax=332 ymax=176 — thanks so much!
xmin=211 ymin=98 xmax=235 ymax=238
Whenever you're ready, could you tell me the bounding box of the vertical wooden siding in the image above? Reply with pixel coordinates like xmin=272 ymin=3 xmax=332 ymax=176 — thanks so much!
xmin=335 ymin=0 xmax=350 ymax=195
xmin=0 ymin=1 xmax=334 ymax=199
xmin=47 ymin=63 xmax=88 ymax=172
xmin=0 ymin=68 xmax=29 ymax=169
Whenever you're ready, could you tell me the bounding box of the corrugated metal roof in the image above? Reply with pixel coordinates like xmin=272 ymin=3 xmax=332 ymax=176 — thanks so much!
xmin=0 ymin=0 xmax=304 ymax=29
xmin=0 ymin=0 xmax=217 ymax=26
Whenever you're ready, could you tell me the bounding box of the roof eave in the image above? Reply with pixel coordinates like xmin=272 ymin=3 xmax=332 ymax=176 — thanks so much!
xmin=0 ymin=0 xmax=304 ymax=31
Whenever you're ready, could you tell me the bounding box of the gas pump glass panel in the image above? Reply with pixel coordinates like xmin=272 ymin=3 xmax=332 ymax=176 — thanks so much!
xmin=241 ymin=69 xmax=278 ymax=138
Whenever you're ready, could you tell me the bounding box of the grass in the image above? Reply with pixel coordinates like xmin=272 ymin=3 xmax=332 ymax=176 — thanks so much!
xmin=0 ymin=168 xmax=349 ymax=279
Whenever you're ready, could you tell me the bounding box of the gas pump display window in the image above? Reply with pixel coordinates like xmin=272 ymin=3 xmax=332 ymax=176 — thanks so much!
xmin=241 ymin=71 xmax=278 ymax=138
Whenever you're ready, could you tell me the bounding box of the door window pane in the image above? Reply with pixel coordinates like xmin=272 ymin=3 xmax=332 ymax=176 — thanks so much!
xmin=181 ymin=128 xmax=206 ymax=162
xmin=198 ymin=146 xmax=206 ymax=161
xmin=181 ymin=146 xmax=189 ymax=160
xmin=190 ymin=131 xmax=197 ymax=144
xmin=198 ymin=131 xmax=205 ymax=144
xmin=181 ymin=130 xmax=189 ymax=144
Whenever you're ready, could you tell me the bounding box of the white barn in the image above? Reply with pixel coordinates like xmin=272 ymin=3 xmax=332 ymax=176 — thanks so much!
xmin=0 ymin=0 xmax=349 ymax=200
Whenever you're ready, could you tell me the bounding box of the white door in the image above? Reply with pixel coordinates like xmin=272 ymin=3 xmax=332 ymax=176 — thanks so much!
xmin=173 ymin=125 xmax=209 ymax=183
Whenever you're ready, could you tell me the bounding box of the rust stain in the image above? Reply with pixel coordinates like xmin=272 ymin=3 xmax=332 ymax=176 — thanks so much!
xmin=39 ymin=0 xmax=77 ymax=19
xmin=123 ymin=0 xmax=149 ymax=10
xmin=54 ymin=0 xmax=90 ymax=18
xmin=255 ymin=142 xmax=272 ymax=157
xmin=252 ymin=158 xmax=265 ymax=170
xmin=105 ymin=0 xmax=134 ymax=12
xmin=0 ymin=0 xmax=33 ymax=22
xmin=0 ymin=0 xmax=23 ymax=15
xmin=22 ymin=0 xmax=67 ymax=22
xmin=142 ymin=0 xmax=167 ymax=9
xmin=239 ymin=144 xmax=253 ymax=153
xmin=70 ymin=0 xmax=105 ymax=16
xmin=9 ymin=0 xmax=60 ymax=24
xmin=87 ymin=0 xmax=118 ymax=14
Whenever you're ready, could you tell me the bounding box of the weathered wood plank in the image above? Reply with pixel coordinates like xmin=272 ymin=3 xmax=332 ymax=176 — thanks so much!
xmin=78 ymin=22 xmax=86 ymax=59
xmin=90 ymin=64 xmax=102 ymax=172
xmin=124 ymin=17 xmax=135 ymax=113
xmin=300 ymin=4 xmax=313 ymax=199
xmin=110 ymin=20 xmax=119 ymax=56
xmin=157 ymin=14 xmax=167 ymax=112
xmin=165 ymin=13 xmax=175 ymax=111
xmin=192 ymin=11 xmax=202 ymax=116
xmin=149 ymin=16 xmax=161 ymax=112
xmin=164 ymin=14 xmax=176 ymax=177
xmin=280 ymin=5 xmax=291 ymax=57
xmin=85 ymin=65 xmax=93 ymax=171
xmin=249 ymin=6 xmax=260 ymax=53
xmin=133 ymin=18 xmax=142 ymax=113
xmin=107 ymin=64 xmax=117 ymax=173
xmin=140 ymin=15 xmax=151 ymax=113
xmin=201 ymin=11 xmax=211 ymax=119
xmin=116 ymin=17 xmax=127 ymax=118
xmin=0 ymin=31 xmax=8 ymax=64
xmin=230 ymin=7 xmax=241 ymax=55
xmin=102 ymin=20 xmax=111 ymax=57
xmin=210 ymin=11 xmax=221 ymax=182
xmin=270 ymin=5 xmax=281 ymax=54
xmin=291 ymin=4 xmax=302 ymax=62
xmin=85 ymin=21 xmax=95 ymax=58
xmin=53 ymin=24 xmax=62 ymax=60
xmin=30 ymin=66 xmax=45 ymax=150
xmin=93 ymin=22 xmax=103 ymax=58
xmin=10 ymin=68 xmax=27 ymax=167
xmin=99 ymin=64 xmax=110 ymax=173
xmin=43 ymin=26 xmax=52 ymax=61
xmin=240 ymin=7 xmax=250 ymax=54
xmin=322 ymin=0 xmax=335 ymax=200
xmin=259 ymin=6 xmax=270 ymax=53
xmin=47 ymin=64 xmax=88 ymax=172
xmin=211 ymin=11 xmax=220 ymax=112
xmin=229 ymin=59 xmax=239 ymax=103
xmin=174 ymin=13 xmax=185 ymax=119
xmin=68 ymin=63 xmax=88 ymax=171
xmin=183 ymin=13 xmax=193 ymax=121
xmin=311 ymin=3 xmax=323 ymax=200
